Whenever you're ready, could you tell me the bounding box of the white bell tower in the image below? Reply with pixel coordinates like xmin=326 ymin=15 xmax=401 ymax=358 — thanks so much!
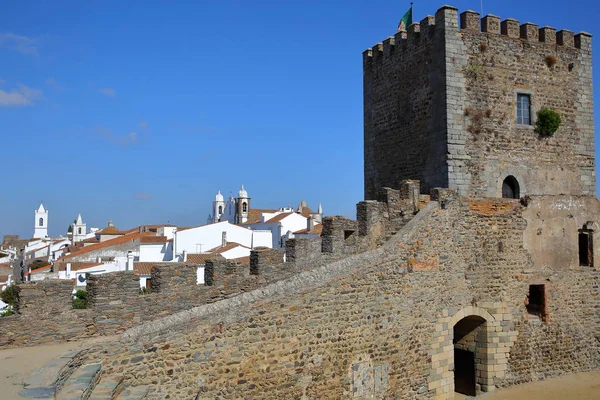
xmin=213 ymin=191 xmax=226 ymax=223
xmin=72 ymin=213 xmax=87 ymax=243
xmin=34 ymin=203 xmax=48 ymax=239
xmin=235 ymin=185 xmax=251 ymax=224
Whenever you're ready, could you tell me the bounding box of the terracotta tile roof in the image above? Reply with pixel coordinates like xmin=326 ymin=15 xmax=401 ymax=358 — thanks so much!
xmin=293 ymin=224 xmax=323 ymax=236
xmin=133 ymin=262 xmax=158 ymax=275
xmin=263 ymin=212 xmax=294 ymax=224
xmin=82 ymin=237 xmax=100 ymax=244
xmin=58 ymin=231 xmax=154 ymax=261
xmin=133 ymin=262 xmax=191 ymax=275
xmin=206 ymin=242 xmax=250 ymax=254
xmin=244 ymin=208 xmax=278 ymax=225
xmin=54 ymin=262 xmax=103 ymax=272
xmin=140 ymin=236 xmax=168 ymax=244
xmin=230 ymin=256 xmax=250 ymax=264
xmin=120 ymin=225 xmax=173 ymax=235
xmin=299 ymin=206 xmax=315 ymax=218
xmin=96 ymin=225 xmax=124 ymax=235
xmin=186 ymin=253 xmax=225 ymax=265
xmin=25 ymin=265 xmax=53 ymax=276
xmin=0 ymin=275 xmax=9 ymax=283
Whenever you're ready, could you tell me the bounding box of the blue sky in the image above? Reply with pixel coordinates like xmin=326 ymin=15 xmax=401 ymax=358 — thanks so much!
xmin=0 ymin=0 xmax=598 ymax=238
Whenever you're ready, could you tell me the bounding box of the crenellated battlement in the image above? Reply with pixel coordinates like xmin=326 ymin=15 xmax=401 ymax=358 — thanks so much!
xmin=363 ymin=5 xmax=592 ymax=66
xmin=458 ymin=9 xmax=591 ymax=48
xmin=363 ymin=14 xmax=439 ymax=65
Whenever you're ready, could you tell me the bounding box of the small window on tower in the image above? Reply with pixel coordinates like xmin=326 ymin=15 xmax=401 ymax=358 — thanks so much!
xmin=516 ymin=93 xmax=532 ymax=125
xmin=242 ymin=202 xmax=247 ymax=212
xmin=78 ymin=227 xmax=82 ymax=235
xmin=578 ymin=226 xmax=594 ymax=267
xmin=526 ymin=284 xmax=547 ymax=321
xmin=39 ymin=218 xmax=44 ymax=227
xmin=218 ymin=206 xmax=223 ymax=214
xmin=502 ymin=176 xmax=520 ymax=199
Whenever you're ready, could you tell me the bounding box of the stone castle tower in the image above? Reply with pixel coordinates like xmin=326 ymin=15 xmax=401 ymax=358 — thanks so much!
xmin=363 ymin=6 xmax=594 ymax=200
xmin=33 ymin=203 xmax=48 ymax=239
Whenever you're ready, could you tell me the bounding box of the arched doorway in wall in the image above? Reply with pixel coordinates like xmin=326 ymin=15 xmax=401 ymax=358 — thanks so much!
xmin=502 ymin=176 xmax=520 ymax=199
xmin=453 ymin=315 xmax=487 ymax=396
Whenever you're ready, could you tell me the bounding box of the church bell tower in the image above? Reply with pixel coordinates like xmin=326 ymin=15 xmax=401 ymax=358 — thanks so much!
xmin=34 ymin=203 xmax=48 ymax=239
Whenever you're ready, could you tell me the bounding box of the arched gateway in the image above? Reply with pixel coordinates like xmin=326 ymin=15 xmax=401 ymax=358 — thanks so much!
xmin=428 ymin=306 xmax=504 ymax=399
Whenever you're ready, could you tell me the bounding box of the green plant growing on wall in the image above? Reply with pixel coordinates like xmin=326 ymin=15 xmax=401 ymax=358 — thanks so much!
xmin=72 ymin=289 xmax=88 ymax=309
xmin=1 ymin=285 xmax=18 ymax=317
xmin=535 ymin=108 xmax=561 ymax=137
xmin=1 ymin=285 xmax=18 ymax=307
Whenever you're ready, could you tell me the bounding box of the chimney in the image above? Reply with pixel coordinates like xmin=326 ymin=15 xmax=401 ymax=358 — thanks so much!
xmin=307 ymin=216 xmax=315 ymax=232
xmin=222 ymin=231 xmax=227 ymax=247
xmin=97 ymin=256 xmax=102 ymax=263
xmin=66 ymin=262 xmax=71 ymax=278
xmin=183 ymin=249 xmax=188 ymax=262
xmin=127 ymin=251 xmax=134 ymax=271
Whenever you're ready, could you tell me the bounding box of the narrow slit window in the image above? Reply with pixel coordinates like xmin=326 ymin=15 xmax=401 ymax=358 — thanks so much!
xmin=517 ymin=94 xmax=531 ymax=125
xmin=579 ymin=229 xmax=593 ymax=267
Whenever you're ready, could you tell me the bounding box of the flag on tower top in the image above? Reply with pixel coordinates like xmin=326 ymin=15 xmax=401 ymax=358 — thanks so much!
xmin=397 ymin=6 xmax=413 ymax=32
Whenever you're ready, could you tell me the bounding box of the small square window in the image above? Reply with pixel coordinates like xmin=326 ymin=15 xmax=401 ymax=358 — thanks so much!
xmin=517 ymin=94 xmax=531 ymax=125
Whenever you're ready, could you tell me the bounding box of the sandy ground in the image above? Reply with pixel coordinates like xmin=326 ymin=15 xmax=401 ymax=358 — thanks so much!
xmin=0 ymin=338 xmax=112 ymax=400
xmin=455 ymin=371 xmax=600 ymax=400
xmin=2 ymin=342 xmax=600 ymax=400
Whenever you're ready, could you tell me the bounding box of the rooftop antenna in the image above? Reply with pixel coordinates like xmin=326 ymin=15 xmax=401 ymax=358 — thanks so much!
xmin=481 ymin=0 xmax=484 ymax=16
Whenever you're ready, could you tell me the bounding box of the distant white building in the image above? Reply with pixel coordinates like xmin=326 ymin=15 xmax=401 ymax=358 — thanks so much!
xmin=33 ymin=203 xmax=49 ymax=239
xmin=206 ymin=186 xmax=324 ymax=249
xmin=172 ymin=220 xmax=271 ymax=261
xmin=208 ymin=185 xmax=251 ymax=224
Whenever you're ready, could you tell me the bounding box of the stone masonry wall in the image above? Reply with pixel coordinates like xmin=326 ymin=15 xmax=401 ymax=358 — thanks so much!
xmin=364 ymin=6 xmax=595 ymax=198
xmin=455 ymin=10 xmax=595 ymax=197
xmin=285 ymin=237 xmax=322 ymax=264
xmin=82 ymin=195 xmax=600 ymax=399
xmin=0 ymin=280 xmax=91 ymax=346
xmin=363 ymin=9 xmax=449 ymax=199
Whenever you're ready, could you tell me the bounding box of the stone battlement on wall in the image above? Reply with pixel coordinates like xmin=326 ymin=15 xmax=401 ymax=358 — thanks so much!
xmin=458 ymin=10 xmax=591 ymax=49
xmin=364 ymin=5 xmax=591 ymax=67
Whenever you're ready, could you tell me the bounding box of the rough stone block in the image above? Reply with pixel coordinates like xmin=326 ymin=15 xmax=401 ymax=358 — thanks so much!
xmin=481 ymin=15 xmax=500 ymax=33
xmin=520 ymin=23 xmax=539 ymax=41
xmin=539 ymin=26 xmax=556 ymax=43
xmin=557 ymin=29 xmax=574 ymax=46
xmin=460 ymin=10 xmax=480 ymax=31
xmin=501 ymin=18 xmax=520 ymax=38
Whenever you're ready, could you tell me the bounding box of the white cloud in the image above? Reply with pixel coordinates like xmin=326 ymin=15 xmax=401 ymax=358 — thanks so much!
xmin=99 ymin=87 xmax=116 ymax=97
xmin=0 ymin=33 xmax=38 ymax=55
xmin=0 ymin=84 xmax=43 ymax=106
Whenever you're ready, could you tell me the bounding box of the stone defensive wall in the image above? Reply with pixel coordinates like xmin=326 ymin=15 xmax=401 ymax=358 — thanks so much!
xmin=75 ymin=192 xmax=599 ymax=399
xmin=0 ymin=182 xmax=423 ymax=348
xmin=363 ymin=5 xmax=595 ymax=199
